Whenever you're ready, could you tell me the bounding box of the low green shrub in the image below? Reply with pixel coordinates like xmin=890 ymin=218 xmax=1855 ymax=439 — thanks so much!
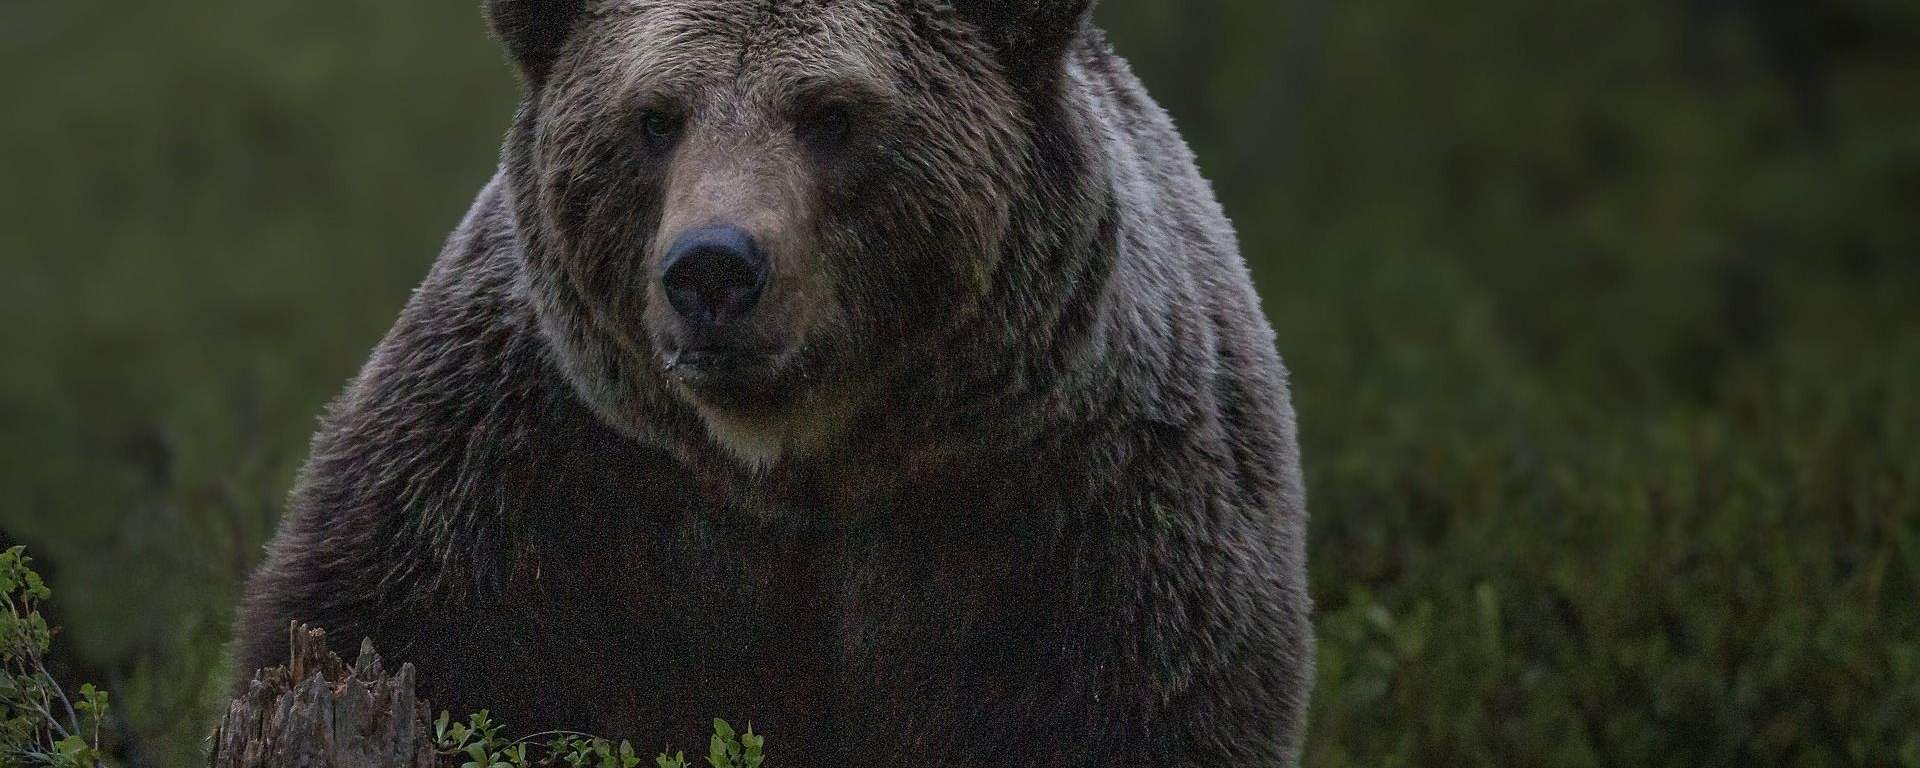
xmin=430 ymin=711 xmax=763 ymax=768
xmin=0 ymin=546 xmax=112 ymax=768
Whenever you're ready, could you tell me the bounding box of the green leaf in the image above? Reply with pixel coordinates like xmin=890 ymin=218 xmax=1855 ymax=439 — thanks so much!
xmin=24 ymin=571 xmax=49 ymax=601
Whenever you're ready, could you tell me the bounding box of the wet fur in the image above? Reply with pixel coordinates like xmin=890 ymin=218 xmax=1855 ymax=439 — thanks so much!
xmin=234 ymin=1 xmax=1312 ymax=764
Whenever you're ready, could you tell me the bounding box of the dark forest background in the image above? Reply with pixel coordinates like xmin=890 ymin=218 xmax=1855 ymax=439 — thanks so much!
xmin=4 ymin=1 xmax=1919 ymax=765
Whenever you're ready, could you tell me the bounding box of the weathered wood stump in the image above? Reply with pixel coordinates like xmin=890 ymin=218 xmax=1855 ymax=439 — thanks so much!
xmin=209 ymin=623 xmax=437 ymax=768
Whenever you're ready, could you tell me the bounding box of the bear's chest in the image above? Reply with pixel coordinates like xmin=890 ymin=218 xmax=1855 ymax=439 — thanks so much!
xmin=505 ymin=492 xmax=844 ymax=752
xmin=496 ymin=446 xmax=1106 ymax=760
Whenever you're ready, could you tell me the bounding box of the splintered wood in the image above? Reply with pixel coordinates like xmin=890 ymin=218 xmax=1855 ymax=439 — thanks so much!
xmin=210 ymin=623 xmax=438 ymax=768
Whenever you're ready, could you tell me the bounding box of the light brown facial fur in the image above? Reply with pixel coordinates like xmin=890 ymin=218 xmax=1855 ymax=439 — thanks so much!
xmin=515 ymin=1 xmax=1035 ymax=466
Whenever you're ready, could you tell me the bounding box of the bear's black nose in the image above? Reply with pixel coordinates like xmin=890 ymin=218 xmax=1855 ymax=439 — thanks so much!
xmin=660 ymin=225 xmax=768 ymax=328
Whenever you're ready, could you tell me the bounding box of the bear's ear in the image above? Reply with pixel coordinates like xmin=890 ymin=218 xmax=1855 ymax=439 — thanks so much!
xmin=952 ymin=0 xmax=1097 ymax=79
xmin=485 ymin=0 xmax=585 ymax=82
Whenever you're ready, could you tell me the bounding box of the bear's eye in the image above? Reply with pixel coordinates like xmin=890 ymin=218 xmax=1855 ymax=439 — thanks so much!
xmin=639 ymin=109 xmax=684 ymax=149
xmin=799 ymin=102 xmax=857 ymax=151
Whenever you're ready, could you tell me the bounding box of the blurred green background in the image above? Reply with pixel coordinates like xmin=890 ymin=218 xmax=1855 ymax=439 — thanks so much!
xmin=3 ymin=0 xmax=1918 ymax=765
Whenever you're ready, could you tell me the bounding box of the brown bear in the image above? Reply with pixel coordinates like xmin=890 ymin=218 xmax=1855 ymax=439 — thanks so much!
xmin=233 ymin=0 xmax=1313 ymax=764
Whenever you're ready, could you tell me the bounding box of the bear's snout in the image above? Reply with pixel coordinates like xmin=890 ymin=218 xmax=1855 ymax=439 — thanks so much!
xmin=660 ymin=225 xmax=768 ymax=329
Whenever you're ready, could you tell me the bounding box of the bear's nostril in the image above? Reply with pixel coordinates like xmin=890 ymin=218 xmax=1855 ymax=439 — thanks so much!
xmin=660 ymin=226 xmax=768 ymax=327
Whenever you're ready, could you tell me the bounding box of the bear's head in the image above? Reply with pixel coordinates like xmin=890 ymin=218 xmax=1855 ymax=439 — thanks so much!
xmin=491 ymin=0 xmax=1108 ymax=470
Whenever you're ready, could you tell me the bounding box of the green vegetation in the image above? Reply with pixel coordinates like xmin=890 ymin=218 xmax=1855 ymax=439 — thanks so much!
xmin=2 ymin=0 xmax=1916 ymax=766
xmin=431 ymin=712 xmax=762 ymax=768
xmin=1 ymin=547 xmax=112 ymax=768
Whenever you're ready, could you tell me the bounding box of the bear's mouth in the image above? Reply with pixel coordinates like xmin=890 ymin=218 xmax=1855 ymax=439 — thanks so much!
xmin=670 ymin=345 xmax=778 ymax=376
xmin=665 ymin=344 xmax=787 ymax=406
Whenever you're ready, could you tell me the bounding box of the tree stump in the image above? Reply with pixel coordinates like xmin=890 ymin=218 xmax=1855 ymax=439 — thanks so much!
xmin=209 ymin=623 xmax=437 ymax=768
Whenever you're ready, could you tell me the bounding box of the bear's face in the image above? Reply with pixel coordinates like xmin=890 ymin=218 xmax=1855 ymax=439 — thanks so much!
xmin=496 ymin=0 xmax=1093 ymax=465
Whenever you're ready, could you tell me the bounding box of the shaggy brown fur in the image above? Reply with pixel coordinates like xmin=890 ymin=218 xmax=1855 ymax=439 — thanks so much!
xmin=234 ymin=1 xmax=1313 ymax=763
